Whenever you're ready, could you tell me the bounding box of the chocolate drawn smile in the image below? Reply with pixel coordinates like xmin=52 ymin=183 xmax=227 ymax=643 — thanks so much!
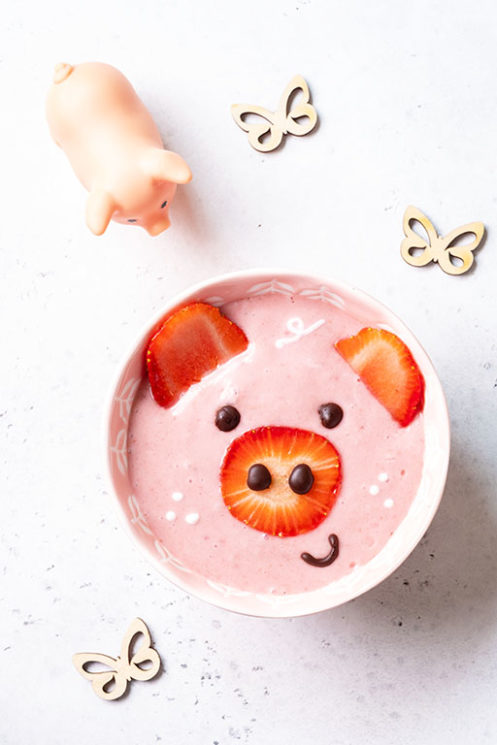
xmin=301 ymin=533 xmax=339 ymax=567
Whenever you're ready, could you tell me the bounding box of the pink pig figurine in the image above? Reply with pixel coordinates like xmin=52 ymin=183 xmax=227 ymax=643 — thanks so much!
xmin=46 ymin=62 xmax=192 ymax=236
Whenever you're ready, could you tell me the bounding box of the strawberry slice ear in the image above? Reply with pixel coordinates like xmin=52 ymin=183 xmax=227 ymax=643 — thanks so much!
xmin=146 ymin=303 xmax=249 ymax=408
xmin=335 ymin=328 xmax=425 ymax=427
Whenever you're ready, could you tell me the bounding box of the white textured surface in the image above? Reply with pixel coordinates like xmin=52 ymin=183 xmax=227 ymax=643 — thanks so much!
xmin=1 ymin=1 xmax=497 ymax=743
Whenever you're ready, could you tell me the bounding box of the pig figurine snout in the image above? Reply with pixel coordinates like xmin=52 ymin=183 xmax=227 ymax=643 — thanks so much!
xmin=46 ymin=62 xmax=192 ymax=236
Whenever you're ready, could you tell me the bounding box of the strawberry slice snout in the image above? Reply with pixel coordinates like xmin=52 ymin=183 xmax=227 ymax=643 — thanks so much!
xmin=220 ymin=426 xmax=341 ymax=537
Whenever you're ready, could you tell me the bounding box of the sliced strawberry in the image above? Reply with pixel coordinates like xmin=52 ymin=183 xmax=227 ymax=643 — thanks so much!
xmin=335 ymin=327 xmax=425 ymax=426
xmin=146 ymin=302 xmax=248 ymax=408
xmin=220 ymin=426 xmax=341 ymax=537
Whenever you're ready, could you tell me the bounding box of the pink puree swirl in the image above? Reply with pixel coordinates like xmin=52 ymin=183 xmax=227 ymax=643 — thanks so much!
xmin=127 ymin=293 xmax=425 ymax=594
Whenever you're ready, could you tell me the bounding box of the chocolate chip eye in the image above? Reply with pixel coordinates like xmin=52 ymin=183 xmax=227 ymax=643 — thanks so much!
xmin=215 ymin=405 xmax=241 ymax=432
xmin=127 ymin=218 xmax=137 ymax=223
xmin=318 ymin=402 xmax=344 ymax=429
xmin=161 ymin=200 xmax=168 ymax=209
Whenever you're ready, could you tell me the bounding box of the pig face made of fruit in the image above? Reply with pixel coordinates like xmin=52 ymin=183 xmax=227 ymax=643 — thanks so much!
xmin=135 ymin=301 xmax=425 ymax=573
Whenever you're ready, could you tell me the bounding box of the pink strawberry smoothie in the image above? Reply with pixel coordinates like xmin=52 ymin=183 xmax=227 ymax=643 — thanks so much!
xmin=127 ymin=293 xmax=425 ymax=595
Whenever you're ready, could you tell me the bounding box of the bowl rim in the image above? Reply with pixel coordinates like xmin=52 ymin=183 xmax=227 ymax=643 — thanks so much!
xmin=104 ymin=267 xmax=451 ymax=618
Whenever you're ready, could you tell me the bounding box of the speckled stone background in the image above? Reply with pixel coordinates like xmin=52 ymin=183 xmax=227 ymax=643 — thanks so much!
xmin=2 ymin=1 xmax=497 ymax=743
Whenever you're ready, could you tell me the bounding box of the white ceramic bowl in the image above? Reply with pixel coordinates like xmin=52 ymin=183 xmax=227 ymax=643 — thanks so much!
xmin=106 ymin=269 xmax=450 ymax=617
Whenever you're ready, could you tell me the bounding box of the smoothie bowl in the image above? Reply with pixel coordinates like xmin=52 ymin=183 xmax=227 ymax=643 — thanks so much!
xmin=106 ymin=270 xmax=450 ymax=617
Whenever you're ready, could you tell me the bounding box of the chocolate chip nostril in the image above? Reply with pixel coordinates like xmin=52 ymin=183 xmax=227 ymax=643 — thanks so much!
xmin=289 ymin=464 xmax=314 ymax=495
xmin=247 ymin=463 xmax=272 ymax=491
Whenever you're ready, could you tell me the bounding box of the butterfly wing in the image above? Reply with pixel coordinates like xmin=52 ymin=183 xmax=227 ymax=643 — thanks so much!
xmin=231 ymin=104 xmax=283 ymax=152
xmin=400 ymin=205 xmax=440 ymax=267
xmin=280 ymin=74 xmax=318 ymax=137
xmin=120 ymin=617 xmax=161 ymax=683
xmin=72 ymin=652 xmax=128 ymax=701
xmin=438 ymin=222 xmax=485 ymax=275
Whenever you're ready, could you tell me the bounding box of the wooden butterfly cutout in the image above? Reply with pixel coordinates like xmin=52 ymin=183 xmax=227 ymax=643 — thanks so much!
xmin=401 ymin=205 xmax=485 ymax=275
xmin=73 ymin=617 xmax=161 ymax=701
xmin=231 ymin=74 xmax=318 ymax=152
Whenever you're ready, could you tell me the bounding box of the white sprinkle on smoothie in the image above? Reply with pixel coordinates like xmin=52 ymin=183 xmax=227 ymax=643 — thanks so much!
xmin=165 ymin=511 xmax=176 ymax=521
xmin=185 ymin=513 xmax=200 ymax=525
xmin=378 ymin=472 xmax=389 ymax=482
xmin=369 ymin=484 xmax=380 ymax=496
xmin=384 ymin=498 xmax=394 ymax=509
xmin=172 ymin=491 xmax=184 ymax=502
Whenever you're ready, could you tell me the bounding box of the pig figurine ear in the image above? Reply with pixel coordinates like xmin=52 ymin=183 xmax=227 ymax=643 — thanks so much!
xmin=85 ymin=190 xmax=116 ymax=235
xmin=143 ymin=149 xmax=192 ymax=184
